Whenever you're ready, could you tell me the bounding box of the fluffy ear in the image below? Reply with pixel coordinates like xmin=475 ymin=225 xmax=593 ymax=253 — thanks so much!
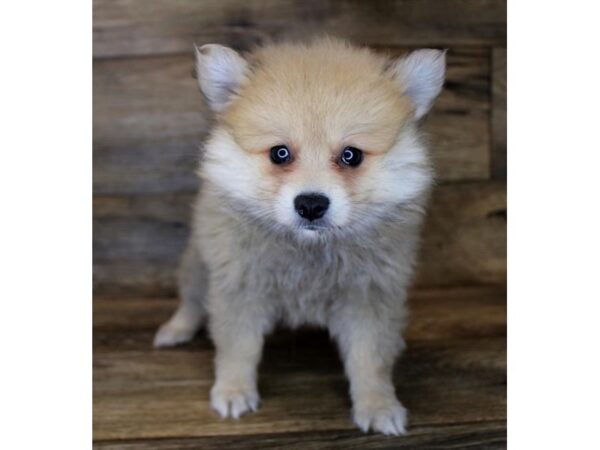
xmin=391 ymin=49 xmax=446 ymax=120
xmin=195 ymin=44 xmax=248 ymax=112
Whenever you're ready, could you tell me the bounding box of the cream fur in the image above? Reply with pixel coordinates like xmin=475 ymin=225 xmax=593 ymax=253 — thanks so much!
xmin=154 ymin=38 xmax=445 ymax=436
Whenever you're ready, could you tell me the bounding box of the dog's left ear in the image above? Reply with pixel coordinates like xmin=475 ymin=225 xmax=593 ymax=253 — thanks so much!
xmin=195 ymin=44 xmax=249 ymax=113
xmin=391 ymin=49 xmax=446 ymax=120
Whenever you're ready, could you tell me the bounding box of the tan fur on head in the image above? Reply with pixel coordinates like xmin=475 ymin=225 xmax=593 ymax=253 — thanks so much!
xmin=156 ymin=37 xmax=446 ymax=436
xmin=226 ymin=38 xmax=413 ymax=155
xmin=196 ymin=38 xmax=444 ymax=238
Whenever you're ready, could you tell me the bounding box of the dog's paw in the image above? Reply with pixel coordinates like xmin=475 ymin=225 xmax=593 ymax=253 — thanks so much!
xmin=353 ymin=397 xmax=408 ymax=436
xmin=210 ymin=383 xmax=260 ymax=419
xmin=153 ymin=322 xmax=196 ymax=348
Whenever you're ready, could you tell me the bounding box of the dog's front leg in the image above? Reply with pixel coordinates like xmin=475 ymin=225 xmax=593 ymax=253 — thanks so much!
xmin=330 ymin=292 xmax=408 ymax=435
xmin=208 ymin=290 xmax=272 ymax=419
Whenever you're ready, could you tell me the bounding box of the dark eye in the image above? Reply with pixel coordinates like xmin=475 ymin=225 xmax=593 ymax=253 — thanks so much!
xmin=270 ymin=145 xmax=292 ymax=165
xmin=340 ymin=146 xmax=363 ymax=167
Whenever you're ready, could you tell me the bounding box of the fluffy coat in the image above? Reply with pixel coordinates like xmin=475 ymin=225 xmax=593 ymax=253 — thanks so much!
xmin=154 ymin=38 xmax=445 ymax=436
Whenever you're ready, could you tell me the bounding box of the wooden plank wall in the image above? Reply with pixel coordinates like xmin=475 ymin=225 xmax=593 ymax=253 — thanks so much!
xmin=93 ymin=0 xmax=507 ymax=296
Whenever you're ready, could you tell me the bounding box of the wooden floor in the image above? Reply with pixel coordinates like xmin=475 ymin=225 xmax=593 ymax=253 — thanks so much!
xmin=93 ymin=286 xmax=506 ymax=449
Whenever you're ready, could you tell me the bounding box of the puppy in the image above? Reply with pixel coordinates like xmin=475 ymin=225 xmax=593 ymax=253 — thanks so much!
xmin=154 ymin=37 xmax=445 ymax=436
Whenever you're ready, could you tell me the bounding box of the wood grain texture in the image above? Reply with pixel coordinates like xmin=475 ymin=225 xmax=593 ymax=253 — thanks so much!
xmin=94 ymin=421 xmax=507 ymax=449
xmin=491 ymin=48 xmax=507 ymax=178
xmin=93 ymin=3 xmax=507 ymax=445
xmin=93 ymin=287 xmax=506 ymax=446
xmin=93 ymin=181 xmax=506 ymax=296
xmin=93 ymin=0 xmax=507 ymax=59
xmin=93 ymin=47 xmax=490 ymax=196
xmin=93 ymin=55 xmax=209 ymax=195
xmin=416 ymin=180 xmax=506 ymax=287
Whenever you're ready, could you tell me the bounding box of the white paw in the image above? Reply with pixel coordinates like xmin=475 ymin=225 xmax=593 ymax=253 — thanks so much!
xmin=353 ymin=397 xmax=408 ymax=435
xmin=210 ymin=383 xmax=260 ymax=419
xmin=153 ymin=322 xmax=196 ymax=348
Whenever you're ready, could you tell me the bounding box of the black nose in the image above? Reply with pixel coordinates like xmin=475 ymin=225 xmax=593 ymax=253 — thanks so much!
xmin=294 ymin=193 xmax=330 ymax=221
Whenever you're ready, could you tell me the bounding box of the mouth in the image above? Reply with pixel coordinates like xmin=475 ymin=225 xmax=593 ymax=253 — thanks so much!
xmin=303 ymin=224 xmax=327 ymax=231
xmin=297 ymin=218 xmax=331 ymax=232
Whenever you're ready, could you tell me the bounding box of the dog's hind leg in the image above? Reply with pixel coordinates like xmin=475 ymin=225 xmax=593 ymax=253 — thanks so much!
xmin=153 ymin=241 xmax=207 ymax=347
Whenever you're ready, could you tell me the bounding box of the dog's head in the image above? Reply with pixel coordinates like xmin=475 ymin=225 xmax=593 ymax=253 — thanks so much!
xmin=196 ymin=38 xmax=445 ymax=240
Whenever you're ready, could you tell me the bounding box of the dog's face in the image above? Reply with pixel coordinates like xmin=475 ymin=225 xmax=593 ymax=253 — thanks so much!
xmin=196 ymin=39 xmax=445 ymax=239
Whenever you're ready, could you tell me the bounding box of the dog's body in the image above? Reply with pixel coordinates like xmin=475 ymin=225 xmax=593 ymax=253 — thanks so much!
xmin=154 ymin=38 xmax=445 ymax=435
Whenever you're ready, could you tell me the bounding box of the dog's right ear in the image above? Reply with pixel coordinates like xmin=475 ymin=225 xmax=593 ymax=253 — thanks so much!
xmin=390 ymin=49 xmax=446 ymax=120
xmin=195 ymin=44 xmax=248 ymax=113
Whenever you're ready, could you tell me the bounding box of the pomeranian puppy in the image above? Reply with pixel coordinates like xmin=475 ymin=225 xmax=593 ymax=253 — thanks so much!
xmin=154 ymin=37 xmax=445 ymax=435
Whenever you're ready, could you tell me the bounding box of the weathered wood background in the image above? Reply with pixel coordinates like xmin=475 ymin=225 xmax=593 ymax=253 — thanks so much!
xmin=93 ymin=2 xmax=507 ymax=447
xmin=94 ymin=287 xmax=506 ymax=448
xmin=93 ymin=0 xmax=507 ymax=296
